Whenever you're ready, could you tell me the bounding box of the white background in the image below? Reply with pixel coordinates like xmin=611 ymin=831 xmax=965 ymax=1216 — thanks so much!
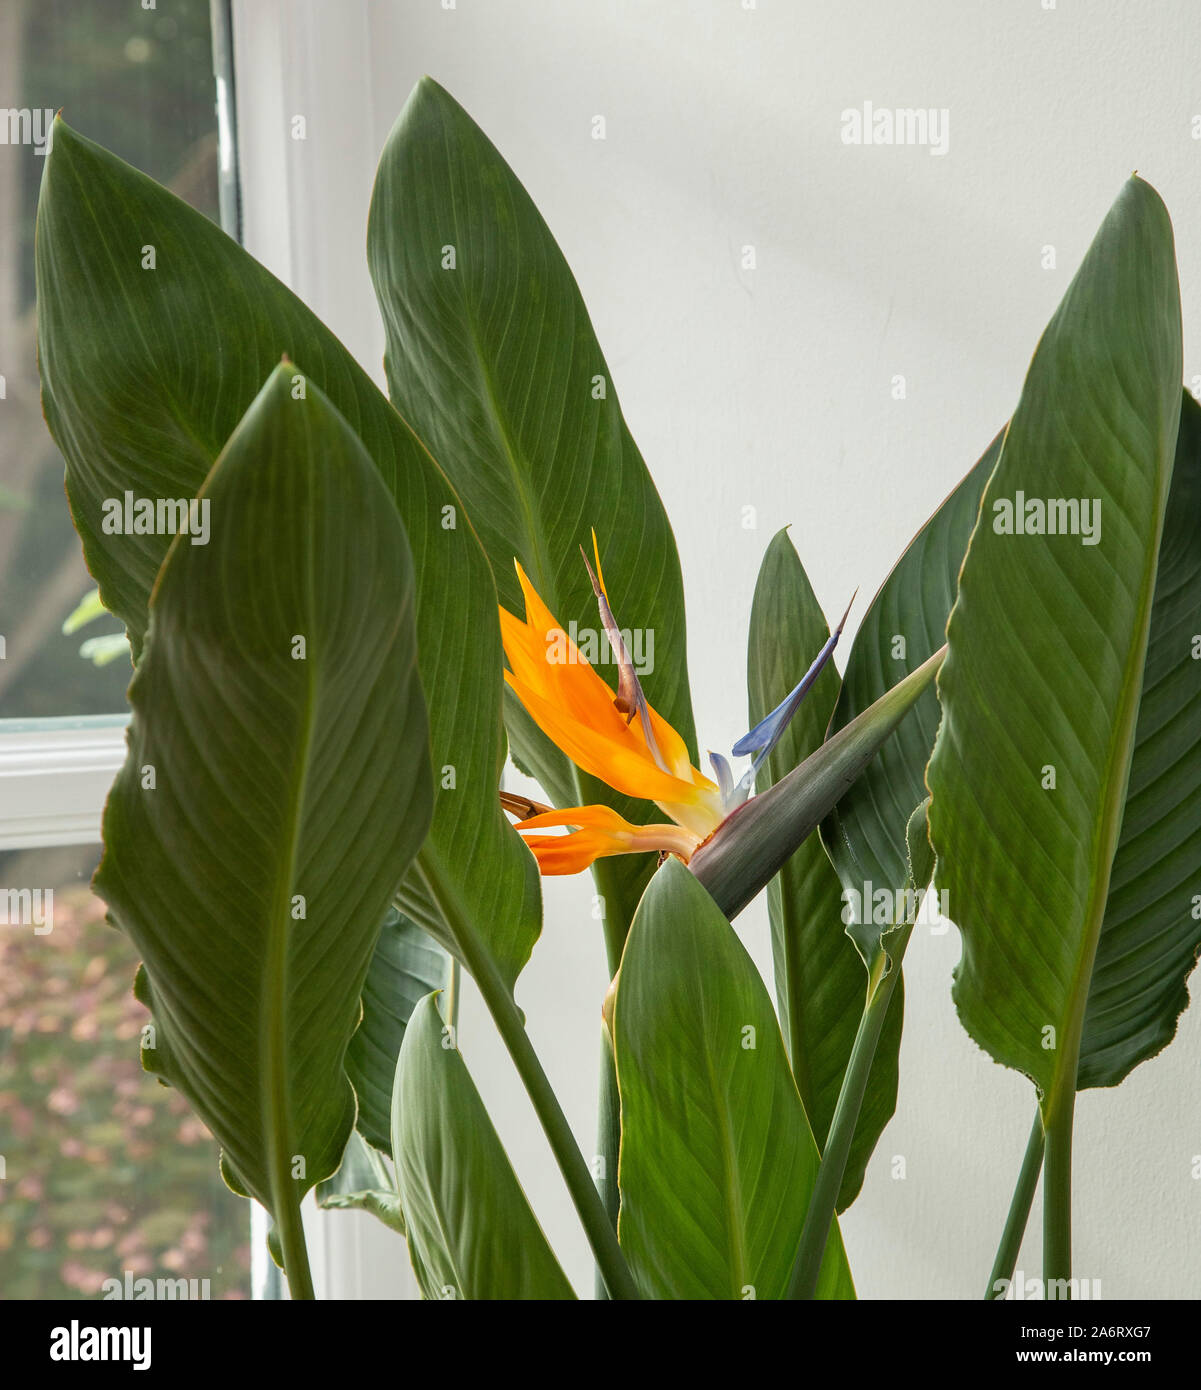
xmin=234 ymin=0 xmax=1201 ymax=1298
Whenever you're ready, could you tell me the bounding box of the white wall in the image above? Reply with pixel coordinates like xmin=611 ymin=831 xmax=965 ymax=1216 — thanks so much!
xmin=239 ymin=0 xmax=1201 ymax=1298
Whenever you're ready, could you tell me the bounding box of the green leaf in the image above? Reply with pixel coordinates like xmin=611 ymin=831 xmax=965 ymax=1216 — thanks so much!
xmin=692 ymin=648 xmax=943 ymax=919
xmin=35 ymin=117 xmax=540 ymax=991
xmin=393 ymin=994 xmax=576 ymax=1301
xmin=96 ymin=368 xmax=433 ymax=1240
xmin=1079 ymin=390 xmax=1201 ymax=1087
xmin=367 ymin=76 xmax=695 ymax=937
xmin=347 ymin=906 xmax=451 ymax=1155
xmin=62 ymin=588 xmax=108 ymax=634
xmin=783 ymin=798 xmax=933 ymax=1302
xmin=906 ymin=797 xmax=935 ymax=898
xmin=746 ymin=528 xmax=898 ymax=1210
xmin=926 ymin=176 xmax=1183 ymax=1108
xmin=317 ymin=1130 xmax=406 ymax=1235
xmin=821 ymin=429 xmax=1003 ymax=966
xmin=614 ymin=859 xmax=855 ymax=1300
xmin=78 ymin=633 xmax=133 ymax=667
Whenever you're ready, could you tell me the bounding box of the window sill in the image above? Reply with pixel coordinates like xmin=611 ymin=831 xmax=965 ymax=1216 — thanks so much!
xmin=0 ymin=717 xmax=128 ymax=849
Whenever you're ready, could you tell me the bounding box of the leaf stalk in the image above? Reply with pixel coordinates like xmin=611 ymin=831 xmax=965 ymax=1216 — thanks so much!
xmin=417 ymin=856 xmax=640 ymax=1300
xmin=787 ymin=921 xmax=913 ymax=1299
xmin=984 ymin=1110 xmax=1045 ymax=1299
xmin=275 ymin=1194 xmax=315 ymax=1301
xmin=1042 ymin=1094 xmax=1075 ymax=1290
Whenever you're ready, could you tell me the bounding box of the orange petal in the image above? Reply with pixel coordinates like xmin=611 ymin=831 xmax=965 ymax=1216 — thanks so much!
xmin=499 ymin=561 xmax=719 ymax=830
xmin=514 ymin=804 xmax=701 ymax=875
xmin=505 ymin=672 xmax=712 ymax=812
xmin=501 ymin=605 xmax=626 ymax=734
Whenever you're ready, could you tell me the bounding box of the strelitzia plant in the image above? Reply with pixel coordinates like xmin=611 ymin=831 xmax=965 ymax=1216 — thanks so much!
xmin=32 ymin=76 xmax=1201 ymax=1301
xmin=499 ymin=540 xmax=853 ymax=873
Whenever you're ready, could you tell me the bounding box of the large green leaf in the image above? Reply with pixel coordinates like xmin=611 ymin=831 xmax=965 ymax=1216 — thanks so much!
xmin=367 ymin=76 xmax=694 ymax=940
xmin=35 ymin=117 xmax=540 ymax=990
xmin=822 ymin=430 xmax=1003 ymax=965
xmin=393 ymin=994 xmax=576 ymax=1301
xmin=927 ymin=177 xmax=1182 ymax=1110
xmin=347 ymin=907 xmax=451 ymax=1154
xmin=97 ymin=368 xmax=432 ymax=1240
xmin=1079 ymin=390 xmax=1201 ymax=1087
xmin=746 ymin=529 xmax=898 ymax=1209
xmin=613 ymin=859 xmax=855 ymax=1300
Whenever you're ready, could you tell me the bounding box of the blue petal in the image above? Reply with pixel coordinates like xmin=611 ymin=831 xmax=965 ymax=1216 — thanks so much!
xmin=708 ymin=751 xmax=735 ymax=802
xmin=732 ymin=592 xmax=855 ymax=767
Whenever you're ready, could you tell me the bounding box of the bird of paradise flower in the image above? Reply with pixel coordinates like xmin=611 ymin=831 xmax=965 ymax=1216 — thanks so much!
xmin=499 ymin=533 xmax=851 ymax=875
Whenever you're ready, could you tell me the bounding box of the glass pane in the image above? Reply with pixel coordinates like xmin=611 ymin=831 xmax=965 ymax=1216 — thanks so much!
xmin=0 ymin=0 xmax=220 ymax=718
xmin=0 ymin=842 xmax=252 ymax=1299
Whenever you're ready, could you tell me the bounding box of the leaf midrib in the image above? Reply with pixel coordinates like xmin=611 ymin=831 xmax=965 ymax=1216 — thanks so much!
xmin=700 ymin=1031 xmax=750 ymax=1296
xmin=438 ymin=116 xmax=556 ymax=602
xmin=261 ymin=455 xmax=320 ymax=1224
xmin=1045 ymin=466 xmax=1170 ymax=1117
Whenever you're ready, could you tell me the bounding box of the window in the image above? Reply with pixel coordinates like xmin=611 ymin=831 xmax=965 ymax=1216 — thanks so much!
xmin=0 ymin=843 xmax=252 ymax=1299
xmin=0 ymin=0 xmax=253 ymax=1302
xmin=1 ymin=0 xmax=226 ymax=720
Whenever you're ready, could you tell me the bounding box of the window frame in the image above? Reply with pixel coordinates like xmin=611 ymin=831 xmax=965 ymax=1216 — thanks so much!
xmin=229 ymin=0 xmax=416 ymax=1296
xmin=0 ymin=717 xmax=127 ymax=851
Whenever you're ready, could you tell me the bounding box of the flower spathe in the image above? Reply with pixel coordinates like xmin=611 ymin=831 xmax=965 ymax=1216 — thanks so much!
xmin=500 ymin=536 xmax=849 ymax=875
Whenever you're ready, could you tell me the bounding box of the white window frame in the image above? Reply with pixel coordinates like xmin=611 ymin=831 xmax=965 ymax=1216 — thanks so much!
xmin=0 ymin=717 xmax=127 ymax=850
xmin=0 ymin=0 xmax=414 ymax=1301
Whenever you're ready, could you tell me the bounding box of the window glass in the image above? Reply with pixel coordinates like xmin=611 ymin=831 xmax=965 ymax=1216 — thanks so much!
xmin=0 ymin=0 xmax=221 ymax=718
xmin=0 ymin=842 xmax=252 ymax=1299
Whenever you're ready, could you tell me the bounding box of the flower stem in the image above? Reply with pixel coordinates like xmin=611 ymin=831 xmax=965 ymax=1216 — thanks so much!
xmin=445 ymin=956 xmax=461 ymax=1032
xmin=417 ymin=856 xmax=639 ymax=1301
xmin=1042 ymin=1092 xmax=1075 ymax=1291
xmin=594 ymin=1030 xmax=622 ymax=1297
xmin=984 ymin=1110 xmax=1045 ymax=1299
xmin=787 ymin=922 xmax=913 ymax=1300
xmin=591 ymin=858 xmax=635 ymax=1298
xmin=480 ymin=952 xmax=639 ymax=1300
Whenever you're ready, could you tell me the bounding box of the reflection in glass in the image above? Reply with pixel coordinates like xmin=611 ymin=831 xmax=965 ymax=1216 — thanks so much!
xmin=0 ymin=841 xmax=252 ymax=1298
xmin=0 ymin=0 xmax=220 ymax=717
